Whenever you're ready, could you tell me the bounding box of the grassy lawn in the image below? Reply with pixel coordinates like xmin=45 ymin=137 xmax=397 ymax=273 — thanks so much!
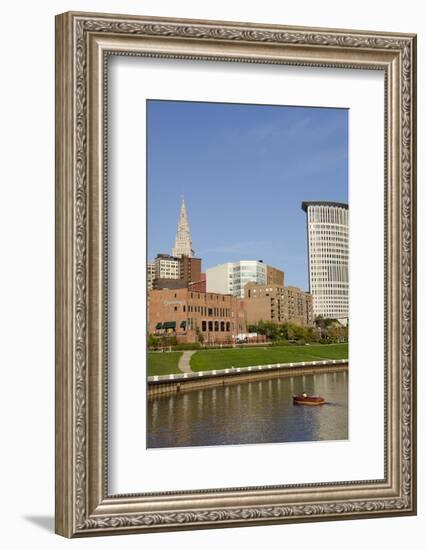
xmin=147 ymin=351 xmax=183 ymax=376
xmin=190 ymin=344 xmax=348 ymax=372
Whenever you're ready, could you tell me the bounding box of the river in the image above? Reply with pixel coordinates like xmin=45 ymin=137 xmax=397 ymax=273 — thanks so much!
xmin=147 ymin=370 xmax=348 ymax=448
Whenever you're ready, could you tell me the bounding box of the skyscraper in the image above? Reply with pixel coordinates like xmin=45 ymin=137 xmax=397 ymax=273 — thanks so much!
xmin=172 ymin=198 xmax=194 ymax=258
xmin=302 ymin=201 xmax=349 ymax=322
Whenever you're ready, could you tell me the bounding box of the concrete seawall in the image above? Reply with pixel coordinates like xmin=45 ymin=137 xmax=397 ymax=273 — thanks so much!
xmin=148 ymin=359 xmax=348 ymax=399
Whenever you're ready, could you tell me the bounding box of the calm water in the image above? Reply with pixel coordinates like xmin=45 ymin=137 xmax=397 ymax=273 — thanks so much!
xmin=147 ymin=371 xmax=348 ymax=448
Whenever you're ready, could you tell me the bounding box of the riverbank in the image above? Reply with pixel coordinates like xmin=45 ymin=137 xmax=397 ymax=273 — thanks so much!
xmin=148 ymin=359 xmax=348 ymax=398
xmin=147 ymin=343 xmax=348 ymax=376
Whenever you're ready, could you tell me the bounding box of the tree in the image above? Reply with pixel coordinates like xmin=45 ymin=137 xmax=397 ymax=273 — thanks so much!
xmin=148 ymin=334 xmax=159 ymax=349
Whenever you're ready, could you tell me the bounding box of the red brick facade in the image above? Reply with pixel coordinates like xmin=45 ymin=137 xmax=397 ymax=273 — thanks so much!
xmin=149 ymin=288 xmax=245 ymax=344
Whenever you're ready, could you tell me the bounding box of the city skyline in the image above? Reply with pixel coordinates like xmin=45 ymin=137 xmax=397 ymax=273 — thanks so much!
xmin=147 ymin=100 xmax=348 ymax=290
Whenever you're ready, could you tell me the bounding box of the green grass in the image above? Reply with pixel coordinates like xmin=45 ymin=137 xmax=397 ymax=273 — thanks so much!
xmin=147 ymin=351 xmax=183 ymax=376
xmin=190 ymin=344 xmax=348 ymax=372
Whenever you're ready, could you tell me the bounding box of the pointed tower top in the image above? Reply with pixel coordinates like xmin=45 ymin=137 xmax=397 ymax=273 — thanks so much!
xmin=172 ymin=197 xmax=194 ymax=258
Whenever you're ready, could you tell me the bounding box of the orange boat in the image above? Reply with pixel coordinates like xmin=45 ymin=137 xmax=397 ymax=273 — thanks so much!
xmin=293 ymin=394 xmax=325 ymax=406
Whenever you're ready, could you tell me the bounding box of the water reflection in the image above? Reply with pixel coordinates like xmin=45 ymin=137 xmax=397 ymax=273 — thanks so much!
xmin=147 ymin=372 xmax=348 ymax=449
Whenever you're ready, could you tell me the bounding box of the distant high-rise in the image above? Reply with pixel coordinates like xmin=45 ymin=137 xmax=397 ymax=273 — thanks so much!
xmin=154 ymin=254 xmax=181 ymax=280
xmin=147 ymin=262 xmax=156 ymax=291
xmin=302 ymin=201 xmax=349 ymax=322
xmin=206 ymin=261 xmax=284 ymax=298
xmin=172 ymin=198 xmax=194 ymax=258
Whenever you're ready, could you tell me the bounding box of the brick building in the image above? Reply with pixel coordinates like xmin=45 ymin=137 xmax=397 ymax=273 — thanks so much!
xmin=242 ymin=282 xmax=313 ymax=327
xmin=188 ymin=273 xmax=206 ymax=293
xmin=266 ymin=265 xmax=285 ymax=286
xmin=152 ymin=278 xmax=188 ymax=290
xmin=152 ymin=254 xmax=201 ymax=290
xmin=283 ymin=286 xmax=314 ymax=326
xmin=243 ymin=283 xmax=287 ymax=324
xmin=149 ymin=288 xmax=245 ymax=344
xmin=180 ymin=255 xmax=201 ymax=285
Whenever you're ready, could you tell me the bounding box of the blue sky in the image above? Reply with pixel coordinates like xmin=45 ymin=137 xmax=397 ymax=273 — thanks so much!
xmin=147 ymin=100 xmax=348 ymax=291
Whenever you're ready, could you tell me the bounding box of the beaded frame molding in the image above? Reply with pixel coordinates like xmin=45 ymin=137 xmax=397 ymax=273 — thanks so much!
xmin=55 ymin=11 xmax=417 ymax=537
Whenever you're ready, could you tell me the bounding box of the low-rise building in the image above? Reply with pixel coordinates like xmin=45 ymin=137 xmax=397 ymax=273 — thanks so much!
xmin=242 ymin=282 xmax=313 ymax=327
xmin=243 ymin=283 xmax=287 ymax=325
xmin=149 ymin=288 xmax=245 ymax=344
xmin=284 ymin=286 xmax=314 ymax=327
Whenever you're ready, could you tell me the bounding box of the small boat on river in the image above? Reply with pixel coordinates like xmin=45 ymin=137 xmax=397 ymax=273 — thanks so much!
xmin=293 ymin=394 xmax=325 ymax=406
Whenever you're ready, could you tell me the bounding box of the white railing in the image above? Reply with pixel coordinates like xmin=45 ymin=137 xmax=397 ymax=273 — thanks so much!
xmin=148 ymin=359 xmax=348 ymax=383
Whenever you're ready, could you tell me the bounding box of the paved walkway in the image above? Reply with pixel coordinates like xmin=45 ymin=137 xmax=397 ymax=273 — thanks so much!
xmin=178 ymin=350 xmax=195 ymax=373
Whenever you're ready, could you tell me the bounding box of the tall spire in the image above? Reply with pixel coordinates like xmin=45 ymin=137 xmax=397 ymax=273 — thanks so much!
xmin=172 ymin=197 xmax=194 ymax=257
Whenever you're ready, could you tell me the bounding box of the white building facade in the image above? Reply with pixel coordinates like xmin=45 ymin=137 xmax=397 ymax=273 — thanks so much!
xmin=154 ymin=254 xmax=180 ymax=280
xmin=147 ymin=262 xmax=155 ymax=291
xmin=302 ymin=201 xmax=349 ymax=323
xmin=206 ymin=261 xmax=267 ymax=298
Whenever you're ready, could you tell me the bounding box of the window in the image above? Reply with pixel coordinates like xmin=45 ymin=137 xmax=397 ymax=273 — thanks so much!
xmin=202 ymin=321 xmax=206 ymax=332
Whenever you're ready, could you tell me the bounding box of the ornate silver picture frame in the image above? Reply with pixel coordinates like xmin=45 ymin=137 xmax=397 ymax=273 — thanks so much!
xmin=55 ymin=11 xmax=417 ymax=537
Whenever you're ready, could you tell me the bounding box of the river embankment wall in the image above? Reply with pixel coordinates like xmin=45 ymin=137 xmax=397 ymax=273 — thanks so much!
xmin=148 ymin=359 xmax=348 ymax=398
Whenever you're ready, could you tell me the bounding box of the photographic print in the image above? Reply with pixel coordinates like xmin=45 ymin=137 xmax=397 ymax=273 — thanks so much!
xmin=147 ymin=100 xmax=349 ymax=449
xmin=56 ymin=12 xmax=416 ymax=536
